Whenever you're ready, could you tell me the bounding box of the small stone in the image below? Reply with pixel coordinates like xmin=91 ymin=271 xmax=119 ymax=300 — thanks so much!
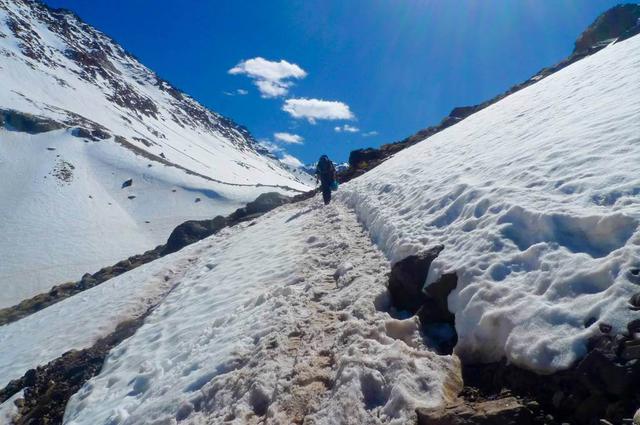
xmin=195 ymin=197 xmax=201 ymax=203
xmin=599 ymin=323 xmax=612 ymax=334
xmin=121 ymin=178 xmax=133 ymax=189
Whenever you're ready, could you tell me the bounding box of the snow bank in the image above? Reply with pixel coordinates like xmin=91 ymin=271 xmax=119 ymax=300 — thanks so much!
xmin=63 ymin=200 xmax=458 ymax=424
xmin=340 ymin=34 xmax=640 ymax=373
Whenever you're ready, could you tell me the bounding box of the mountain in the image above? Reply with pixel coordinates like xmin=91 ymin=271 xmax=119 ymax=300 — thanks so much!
xmin=1 ymin=4 xmax=639 ymax=425
xmin=1 ymin=29 xmax=638 ymax=424
xmin=0 ymin=0 xmax=311 ymax=307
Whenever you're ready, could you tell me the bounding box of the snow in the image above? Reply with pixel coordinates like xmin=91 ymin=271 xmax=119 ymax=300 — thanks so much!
xmin=0 ymin=231 xmax=211 ymax=387
xmin=0 ymin=0 xmax=311 ymax=306
xmin=47 ymin=199 xmax=460 ymax=424
xmin=340 ymin=34 xmax=640 ymax=373
xmin=0 ymin=129 xmax=291 ymax=307
xmin=0 ymin=389 xmax=22 ymax=424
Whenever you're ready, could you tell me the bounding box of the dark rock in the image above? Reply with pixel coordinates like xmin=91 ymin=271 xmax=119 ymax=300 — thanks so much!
xmin=599 ymin=323 xmax=612 ymax=334
xmin=620 ymin=339 xmax=640 ymax=361
xmin=348 ymin=148 xmax=384 ymax=168
xmin=628 ymin=319 xmax=640 ymax=335
xmin=77 ymin=273 xmax=96 ymax=290
xmin=244 ymin=192 xmax=290 ymax=216
xmin=163 ymin=216 xmax=227 ymax=255
xmin=388 ymin=245 xmax=444 ymax=314
xmin=195 ymin=197 xmax=201 ymax=203
xmin=449 ymin=106 xmax=480 ymax=120
xmin=0 ymin=109 xmax=65 ymax=134
xmin=574 ymin=4 xmax=640 ymax=54
xmin=417 ymin=272 xmax=458 ymax=354
xmin=128 ymin=195 xmax=136 ymax=200
xmin=121 ymin=178 xmax=133 ymax=188
xmin=91 ymin=128 xmax=110 ymax=140
xmin=421 ymin=272 xmax=457 ymax=322
xmin=576 ymin=348 xmax=635 ymax=396
xmin=24 ymin=369 xmax=37 ymax=387
xmin=416 ymin=397 xmax=533 ymax=425
xmin=574 ymin=394 xmax=608 ymax=424
xmin=630 ymin=293 xmax=640 ymax=310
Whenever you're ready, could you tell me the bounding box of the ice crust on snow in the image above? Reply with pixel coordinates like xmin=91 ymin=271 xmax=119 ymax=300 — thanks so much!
xmin=340 ymin=35 xmax=640 ymax=373
xmin=60 ymin=201 xmax=459 ymax=424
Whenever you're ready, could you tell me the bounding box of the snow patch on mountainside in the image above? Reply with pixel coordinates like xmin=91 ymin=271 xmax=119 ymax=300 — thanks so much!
xmin=340 ymin=34 xmax=640 ymax=373
xmin=0 ymin=0 xmax=310 ymax=305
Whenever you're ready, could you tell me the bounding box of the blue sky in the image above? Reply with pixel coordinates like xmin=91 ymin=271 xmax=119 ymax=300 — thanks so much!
xmin=44 ymin=0 xmax=623 ymax=165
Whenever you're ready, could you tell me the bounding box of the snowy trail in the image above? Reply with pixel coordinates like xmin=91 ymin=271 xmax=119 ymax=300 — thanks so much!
xmin=62 ymin=199 xmax=459 ymax=425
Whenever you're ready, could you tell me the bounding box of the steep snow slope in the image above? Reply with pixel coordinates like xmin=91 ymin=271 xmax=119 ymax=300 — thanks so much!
xmin=0 ymin=199 xmax=460 ymax=424
xmin=341 ymin=34 xmax=640 ymax=373
xmin=0 ymin=0 xmax=310 ymax=306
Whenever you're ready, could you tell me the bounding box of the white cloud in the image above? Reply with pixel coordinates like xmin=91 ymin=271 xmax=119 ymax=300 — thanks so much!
xmin=282 ymin=98 xmax=355 ymax=124
xmin=274 ymin=132 xmax=304 ymax=144
xmin=280 ymin=154 xmax=304 ymax=169
xmin=334 ymin=124 xmax=359 ymax=133
xmin=223 ymin=88 xmax=250 ymax=96
xmin=257 ymin=140 xmax=283 ymax=155
xmin=362 ymin=131 xmax=379 ymax=137
xmin=229 ymin=57 xmax=307 ymax=98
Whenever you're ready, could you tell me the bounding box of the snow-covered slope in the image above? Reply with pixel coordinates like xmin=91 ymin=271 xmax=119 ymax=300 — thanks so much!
xmin=0 ymin=199 xmax=460 ymax=424
xmin=0 ymin=0 xmax=310 ymax=306
xmin=341 ymin=34 xmax=640 ymax=373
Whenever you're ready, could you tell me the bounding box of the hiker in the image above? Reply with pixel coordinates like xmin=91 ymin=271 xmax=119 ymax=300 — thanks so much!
xmin=315 ymin=154 xmax=337 ymax=205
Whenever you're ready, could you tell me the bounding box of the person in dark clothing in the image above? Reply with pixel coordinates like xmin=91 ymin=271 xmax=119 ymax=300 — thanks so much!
xmin=315 ymin=155 xmax=337 ymax=205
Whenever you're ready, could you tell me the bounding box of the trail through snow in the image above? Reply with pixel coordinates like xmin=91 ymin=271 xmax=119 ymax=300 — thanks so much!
xmin=58 ymin=199 xmax=459 ymax=425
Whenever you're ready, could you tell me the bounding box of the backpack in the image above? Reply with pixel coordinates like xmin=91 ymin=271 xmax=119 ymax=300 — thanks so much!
xmin=317 ymin=156 xmax=335 ymax=180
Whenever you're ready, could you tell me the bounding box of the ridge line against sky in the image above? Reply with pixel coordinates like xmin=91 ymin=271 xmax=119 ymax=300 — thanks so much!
xmin=41 ymin=0 xmax=626 ymax=165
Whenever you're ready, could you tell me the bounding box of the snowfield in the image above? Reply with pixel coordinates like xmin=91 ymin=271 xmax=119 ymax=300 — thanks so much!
xmin=340 ymin=34 xmax=640 ymax=373
xmin=0 ymin=128 xmax=299 ymax=307
xmin=1 ymin=3 xmax=639 ymax=424
xmin=0 ymin=0 xmax=310 ymax=306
